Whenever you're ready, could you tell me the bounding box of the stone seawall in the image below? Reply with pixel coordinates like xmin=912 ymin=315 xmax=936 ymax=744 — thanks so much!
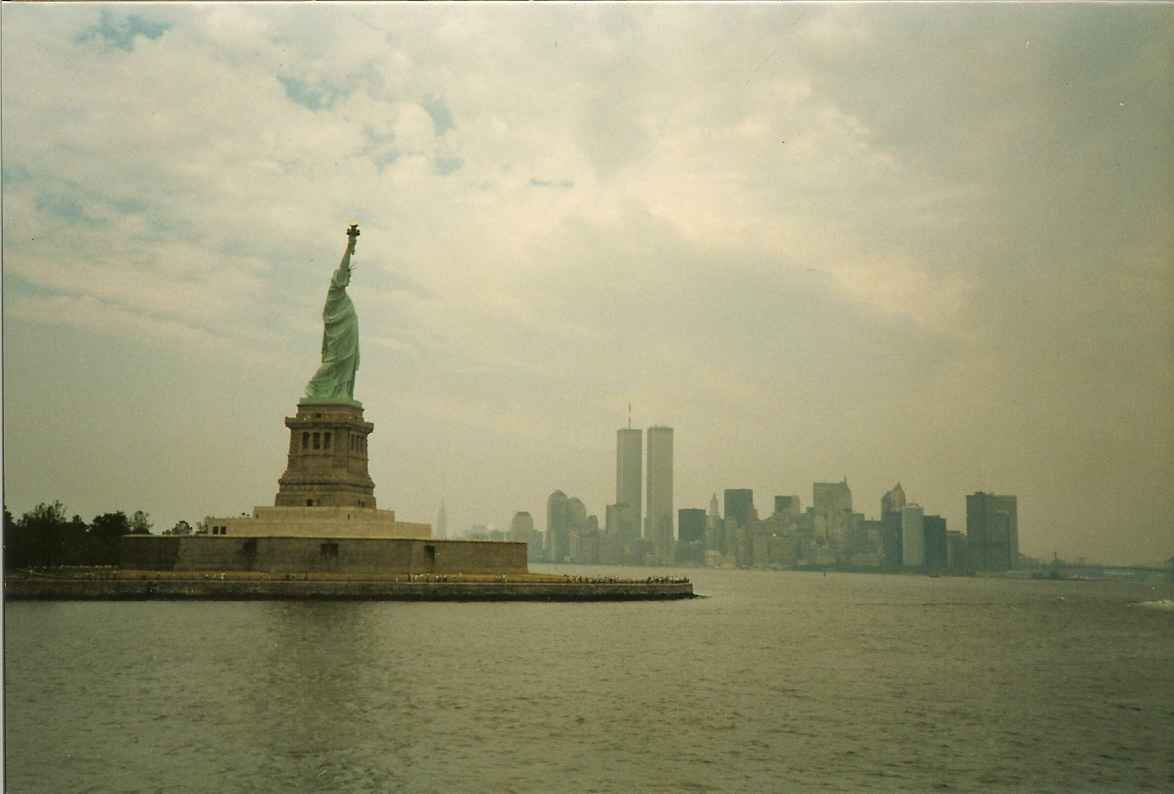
xmin=121 ymin=535 xmax=528 ymax=576
xmin=4 ymin=575 xmax=694 ymax=602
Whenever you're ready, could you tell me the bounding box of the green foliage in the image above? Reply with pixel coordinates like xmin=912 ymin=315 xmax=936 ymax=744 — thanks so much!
xmin=5 ymin=502 xmax=75 ymax=569
xmin=89 ymin=511 xmax=131 ymax=565
xmin=2 ymin=504 xmax=161 ymax=570
xmin=130 ymin=510 xmax=153 ymax=535
xmin=90 ymin=511 xmax=130 ymax=539
xmin=3 ymin=504 xmax=18 ymax=570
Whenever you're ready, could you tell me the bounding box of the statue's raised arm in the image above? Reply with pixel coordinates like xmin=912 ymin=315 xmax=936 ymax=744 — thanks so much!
xmin=345 ymin=223 xmax=359 ymax=256
xmin=303 ymin=225 xmax=362 ymax=405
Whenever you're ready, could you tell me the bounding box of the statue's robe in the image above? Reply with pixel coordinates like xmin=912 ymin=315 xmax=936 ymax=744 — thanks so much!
xmin=304 ymin=253 xmax=359 ymax=402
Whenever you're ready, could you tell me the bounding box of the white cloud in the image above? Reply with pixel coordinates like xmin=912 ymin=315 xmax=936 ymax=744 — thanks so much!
xmin=2 ymin=5 xmax=1171 ymax=563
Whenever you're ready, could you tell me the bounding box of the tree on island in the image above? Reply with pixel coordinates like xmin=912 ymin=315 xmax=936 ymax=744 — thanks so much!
xmin=130 ymin=510 xmax=153 ymax=535
xmin=3 ymin=505 xmax=15 ymax=564
xmin=3 ymin=505 xmax=165 ymax=570
xmin=89 ymin=511 xmax=132 ymax=565
xmin=11 ymin=501 xmax=64 ymax=568
xmin=163 ymin=520 xmax=193 ymax=536
xmin=3 ymin=501 xmax=89 ymax=569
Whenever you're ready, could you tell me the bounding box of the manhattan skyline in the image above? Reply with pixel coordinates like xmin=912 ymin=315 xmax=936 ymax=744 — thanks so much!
xmin=2 ymin=5 xmax=1171 ymax=565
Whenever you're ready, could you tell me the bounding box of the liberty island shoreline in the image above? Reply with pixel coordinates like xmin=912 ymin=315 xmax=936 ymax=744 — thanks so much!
xmin=3 ymin=568 xmax=694 ymax=601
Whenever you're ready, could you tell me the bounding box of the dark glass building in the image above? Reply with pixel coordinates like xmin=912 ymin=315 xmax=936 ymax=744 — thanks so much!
xmin=923 ymin=514 xmax=947 ymax=572
xmin=967 ymin=492 xmax=1018 ymax=571
xmin=723 ymin=489 xmax=755 ymax=529
xmin=678 ymin=508 xmax=707 ymax=545
xmin=774 ymin=495 xmax=800 ymax=517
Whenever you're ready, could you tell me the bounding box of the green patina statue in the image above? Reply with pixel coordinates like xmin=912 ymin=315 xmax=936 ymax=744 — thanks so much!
xmin=303 ymin=224 xmax=362 ymax=404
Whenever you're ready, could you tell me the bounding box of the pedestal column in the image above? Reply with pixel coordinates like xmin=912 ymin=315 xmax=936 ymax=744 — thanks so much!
xmin=275 ymin=401 xmax=377 ymax=508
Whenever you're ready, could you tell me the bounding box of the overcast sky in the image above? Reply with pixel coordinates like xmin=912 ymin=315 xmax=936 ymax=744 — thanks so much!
xmin=3 ymin=5 xmax=1171 ymax=564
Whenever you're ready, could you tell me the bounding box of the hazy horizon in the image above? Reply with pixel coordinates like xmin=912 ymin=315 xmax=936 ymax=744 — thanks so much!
xmin=3 ymin=5 xmax=1171 ymax=565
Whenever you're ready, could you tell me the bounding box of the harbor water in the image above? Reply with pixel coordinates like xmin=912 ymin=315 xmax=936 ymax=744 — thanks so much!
xmin=5 ymin=567 xmax=1172 ymax=792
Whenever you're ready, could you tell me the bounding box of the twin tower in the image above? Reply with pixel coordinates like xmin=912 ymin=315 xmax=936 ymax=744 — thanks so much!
xmin=614 ymin=425 xmax=674 ymax=559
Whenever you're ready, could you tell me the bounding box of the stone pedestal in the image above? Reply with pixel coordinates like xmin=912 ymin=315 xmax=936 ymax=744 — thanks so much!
xmin=276 ymin=401 xmax=377 ymax=508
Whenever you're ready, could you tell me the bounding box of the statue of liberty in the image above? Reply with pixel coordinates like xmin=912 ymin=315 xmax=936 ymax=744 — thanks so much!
xmin=303 ymin=224 xmax=362 ymax=403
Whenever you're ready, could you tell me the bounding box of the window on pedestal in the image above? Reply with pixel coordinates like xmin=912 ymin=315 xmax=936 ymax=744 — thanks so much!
xmin=313 ymin=432 xmax=320 ymax=450
xmin=324 ymin=432 xmax=332 ymax=450
xmin=302 ymin=432 xmax=309 ymax=450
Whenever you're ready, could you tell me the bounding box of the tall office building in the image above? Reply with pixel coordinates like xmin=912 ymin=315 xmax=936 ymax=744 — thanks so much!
xmin=724 ymin=489 xmax=755 ymax=529
xmin=678 ymin=508 xmax=707 ymax=545
xmin=510 ymin=511 xmax=534 ymax=543
xmin=705 ymin=493 xmax=722 ymax=551
xmin=645 ymin=425 xmax=674 ymax=560
xmin=814 ymin=479 xmax=853 ymax=514
xmin=879 ymin=483 xmax=905 ymax=567
xmin=814 ymin=479 xmax=853 ymax=545
xmin=546 ymin=490 xmax=569 ymax=563
xmin=901 ymin=504 xmax=925 ymax=567
xmin=967 ymin=492 xmax=1019 ymax=571
xmin=605 ymin=503 xmax=622 ymax=533
xmin=946 ymin=530 xmax=969 ymax=574
xmin=566 ymin=497 xmax=588 ymax=532
xmin=434 ymin=499 xmax=447 ymax=540
xmin=881 ymin=483 xmax=906 ymax=518
xmin=774 ymin=495 xmax=801 ymax=518
xmin=615 ymin=428 xmax=643 ymax=544
xmin=923 ymin=514 xmax=947 ymax=571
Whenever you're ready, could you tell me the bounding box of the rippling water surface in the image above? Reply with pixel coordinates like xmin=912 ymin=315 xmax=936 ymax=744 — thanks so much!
xmin=5 ymin=568 xmax=1173 ymax=792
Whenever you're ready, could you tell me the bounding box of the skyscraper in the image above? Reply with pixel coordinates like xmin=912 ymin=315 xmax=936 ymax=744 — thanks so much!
xmin=509 ymin=511 xmax=534 ymax=543
xmin=880 ymin=483 xmax=905 ymax=567
xmin=546 ymin=490 xmax=569 ymax=563
xmin=724 ymin=489 xmax=755 ymax=529
xmin=645 ymin=425 xmax=674 ymax=559
xmin=967 ymin=492 xmax=1019 ymax=571
xmin=814 ymin=479 xmax=853 ymax=515
xmin=901 ymin=504 xmax=925 ymax=567
xmin=706 ymin=493 xmax=722 ymax=551
xmin=814 ymin=479 xmax=853 ymax=545
xmin=615 ymin=428 xmax=643 ymax=544
xmin=923 ymin=514 xmax=947 ymax=571
xmin=707 ymin=493 xmax=720 ymax=524
xmin=678 ymin=508 xmax=707 ymax=545
xmin=774 ymin=495 xmax=801 ymax=518
xmin=565 ymin=497 xmax=588 ymax=532
xmin=881 ymin=483 xmax=906 ymax=517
